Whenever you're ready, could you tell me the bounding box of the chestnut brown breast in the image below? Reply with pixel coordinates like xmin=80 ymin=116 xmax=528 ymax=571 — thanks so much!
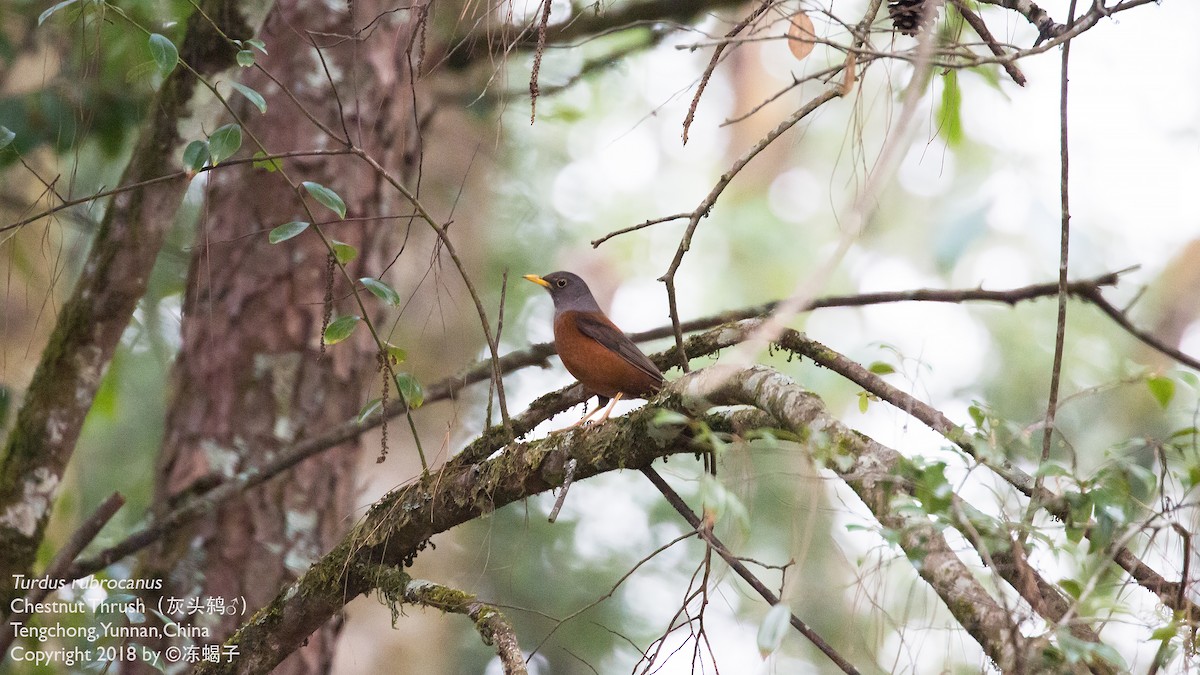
xmin=553 ymin=310 xmax=663 ymax=399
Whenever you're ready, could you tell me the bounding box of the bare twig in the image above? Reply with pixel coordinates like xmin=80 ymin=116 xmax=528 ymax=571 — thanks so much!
xmin=352 ymin=148 xmax=512 ymax=437
xmin=1076 ymin=287 xmax=1200 ymax=372
xmin=662 ymin=87 xmax=842 ymax=370
xmin=682 ymin=0 xmax=772 ymax=145
xmin=642 ymin=468 xmax=862 ymax=675
xmin=0 ymin=149 xmax=352 ymax=235
xmin=949 ymin=0 xmax=1027 ymax=85
xmin=591 ymin=212 xmax=690 ymax=248
xmin=547 ymin=458 xmax=577 ymax=523
xmin=529 ymin=530 xmax=699 ymax=659
xmin=1024 ymin=0 xmax=1078 ymax=540
xmin=708 ymin=0 xmax=914 ymax=381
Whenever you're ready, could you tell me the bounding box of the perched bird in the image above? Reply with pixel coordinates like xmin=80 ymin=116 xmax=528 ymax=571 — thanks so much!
xmin=525 ymin=271 xmax=664 ymax=425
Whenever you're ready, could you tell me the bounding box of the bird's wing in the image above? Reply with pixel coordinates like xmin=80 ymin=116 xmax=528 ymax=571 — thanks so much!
xmin=572 ymin=313 xmax=664 ymax=386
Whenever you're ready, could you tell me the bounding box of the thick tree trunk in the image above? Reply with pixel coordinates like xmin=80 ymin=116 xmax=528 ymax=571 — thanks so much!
xmin=138 ymin=0 xmax=427 ymax=671
xmin=0 ymin=0 xmax=258 ymax=611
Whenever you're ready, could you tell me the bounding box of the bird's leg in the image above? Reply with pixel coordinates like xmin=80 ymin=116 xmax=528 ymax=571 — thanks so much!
xmin=570 ymin=399 xmax=606 ymax=428
xmin=592 ymin=392 xmax=623 ymax=424
xmin=568 ymin=393 xmax=624 ymax=428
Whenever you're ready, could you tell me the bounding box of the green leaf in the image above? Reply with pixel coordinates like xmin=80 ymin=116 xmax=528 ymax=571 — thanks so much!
xmin=323 ymin=315 xmax=361 ymax=345
xmin=0 ymin=126 xmax=15 ymax=151
xmin=857 ymin=390 xmax=869 ymax=413
xmin=331 ymin=240 xmax=358 ymax=264
xmin=230 ymin=82 xmax=266 ymax=113
xmin=756 ymin=603 xmax=790 ymax=658
xmin=125 ymin=61 xmax=159 ymax=84
xmin=251 ymin=151 xmax=282 ymax=172
xmin=698 ymin=472 xmax=749 ymax=532
xmin=1034 ymin=461 xmax=1071 ymax=478
xmin=868 ymin=361 xmax=895 ymax=375
xmin=245 ymin=38 xmax=268 ymax=54
xmin=936 ymin=69 xmax=963 ymax=147
xmin=208 ymin=123 xmax=242 ymax=164
xmin=360 ymin=277 xmax=400 ymax=305
xmin=1178 ymin=371 xmax=1199 ymax=389
xmin=651 ymin=409 xmax=690 ymax=427
xmin=1150 ymin=621 xmax=1179 ymax=641
xmin=1170 ymin=426 xmax=1200 ymax=442
xmin=383 ymin=342 xmax=406 ymax=364
xmin=268 ymin=221 xmax=309 ymax=244
xmin=395 ymin=372 xmax=424 ymax=408
xmin=1087 ymin=642 xmax=1127 ymax=669
xmin=39 ymin=0 xmax=80 ymax=26
xmin=356 ymin=398 xmax=382 ymax=423
xmin=181 ymin=140 xmax=209 ymax=172
xmin=148 ymin=34 xmax=179 ymax=77
xmin=236 ymin=50 xmax=255 ymax=67
xmin=915 ymin=462 xmax=952 ymax=513
xmin=1056 ymin=630 xmax=1127 ymax=669
xmin=967 ymin=404 xmax=985 ymax=429
xmin=970 ymin=63 xmax=1003 ymax=92
xmin=302 ymin=181 xmax=346 ymax=219
xmin=1147 ymin=375 xmax=1175 ymax=409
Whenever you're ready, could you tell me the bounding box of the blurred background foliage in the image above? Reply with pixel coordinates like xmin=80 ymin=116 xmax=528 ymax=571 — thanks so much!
xmin=3 ymin=0 xmax=1200 ymax=672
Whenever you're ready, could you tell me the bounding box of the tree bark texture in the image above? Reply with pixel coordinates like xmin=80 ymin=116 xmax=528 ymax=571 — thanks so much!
xmin=138 ymin=0 xmax=429 ymax=671
xmin=0 ymin=0 xmax=258 ymax=611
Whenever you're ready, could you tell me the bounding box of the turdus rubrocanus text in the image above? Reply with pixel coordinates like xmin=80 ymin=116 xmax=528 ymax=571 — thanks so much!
xmin=525 ymin=272 xmax=664 ymax=425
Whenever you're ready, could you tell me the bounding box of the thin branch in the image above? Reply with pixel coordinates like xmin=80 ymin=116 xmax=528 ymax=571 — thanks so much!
xmin=0 ymin=150 xmax=354 ymax=235
xmin=1025 ymin=0 xmax=1078 ymax=541
xmin=642 ymin=468 xmax=862 ymax=675
xmin=591 ymin=212 xmax=690 ymax=248
xmin=661 ymin=86 xmax=843 ymax=370
xmin=710 ymin=0 xmax=918 ymax=383
xmin=764 ymin=327 xmax=1200 ymax=620
xmin=682 ymin=0 xmax=772 ymax=145
xmin=948 ymin=0 xmax=1026 ymax=86
xmin=0 ymin=492 xmax=125 ymax=654
xmin=547 ymin=458 xmax=577 ymax=523
xmin=675 ymin=366 xmax=1074 ymax=672
xmin=402 ymin=579 xmax=527 ymax=674
xmin=351 ymin=148 xmax=513 ymax=439
xmin=659 ymin=0 xmax=881 ymax=375
xmin=59 ymin=271 xmax=1139 ymax=581
xmin=1077 ymin=287 xmax=1200 ymax=372
xmin=529 ymin=530 xmax=700 ymax=659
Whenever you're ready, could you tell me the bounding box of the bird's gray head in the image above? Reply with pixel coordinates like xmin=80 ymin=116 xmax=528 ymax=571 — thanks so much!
xmin=524 ymin=271 xmax=603 ymax=315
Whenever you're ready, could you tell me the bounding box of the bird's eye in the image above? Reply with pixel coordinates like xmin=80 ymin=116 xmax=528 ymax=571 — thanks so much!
xmin=555 ymin=278 xmax=567 ymax=288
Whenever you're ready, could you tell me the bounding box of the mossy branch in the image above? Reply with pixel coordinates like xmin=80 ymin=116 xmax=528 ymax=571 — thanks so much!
xmin=401 ymin=579 xmax=526 ymax=675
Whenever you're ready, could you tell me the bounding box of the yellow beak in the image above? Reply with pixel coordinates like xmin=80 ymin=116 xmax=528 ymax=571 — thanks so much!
xmin=523 ymin=274 xmax=551 ymax=288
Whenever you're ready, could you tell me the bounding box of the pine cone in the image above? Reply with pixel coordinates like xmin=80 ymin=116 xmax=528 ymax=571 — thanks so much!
xmin=888 ymin=0 xmax=940 ymax=36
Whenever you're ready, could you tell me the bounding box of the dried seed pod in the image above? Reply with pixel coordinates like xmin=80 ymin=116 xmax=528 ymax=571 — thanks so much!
xmin=888 ymin=0 xmax=941 ymax=37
